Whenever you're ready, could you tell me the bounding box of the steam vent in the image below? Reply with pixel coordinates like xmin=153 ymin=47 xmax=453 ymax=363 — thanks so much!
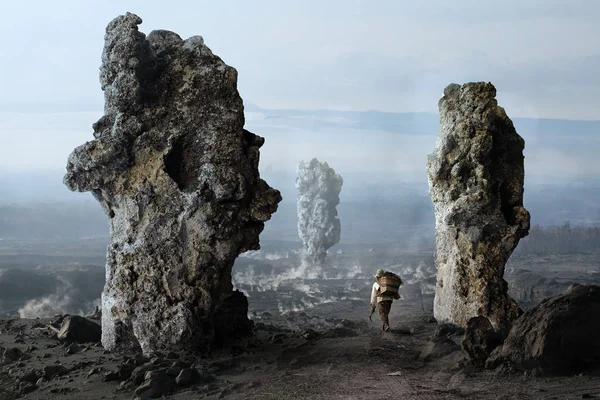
xmin=426 ymin=82 xmax=530 ymax=332
xmin=296 ymin=158 xmax=343 ymax=265
xmin=63 ymin=13 xmax=281 ymax=354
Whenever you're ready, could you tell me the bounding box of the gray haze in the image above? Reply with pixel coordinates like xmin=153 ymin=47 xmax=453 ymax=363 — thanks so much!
xmin=0 ymin=1 xmax=598 ymax=205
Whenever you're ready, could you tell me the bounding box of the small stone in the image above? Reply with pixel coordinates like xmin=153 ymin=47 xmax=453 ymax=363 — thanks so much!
xmin=246 ymin=381 xmax=262 ymax=389
xmin=43 ymin=365 xmax=69 ymax=380
xmin=19 ymin=369 xmax=41 ymax=383
xmin=2 ymin=347 xmax=24 ymax=362
xmin=25 ymin=345 xmax=38 ymax=353
xmin=166 ymin=367 xmax=182 ymax=377
xmin=175 ymin=368 xmax=201 ymax=387
xmin=134 ymin=353 xmax=150 ymax=366
xmin=65 ymin=343 xmax=83 ymax=355
xmin=170 ymin=360 xmax=192 ymax=369
xmin=130 ymin=363 xmax=157 ymax=385
xmin=103 ymin=370 xmax=120 ymax=382
xmin=19 ymin=382 xmax=37 ymax=394
xmin=134 ymin=369 xmax=175 ymax=398
xmin=88 ymin=367 xmax=102 ymax=378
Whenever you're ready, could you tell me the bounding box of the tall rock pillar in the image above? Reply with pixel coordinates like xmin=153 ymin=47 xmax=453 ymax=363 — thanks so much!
xmin=64 ymin=13 xmax=281 ymax=354
xmin=426 ymin=82 xmax=530 ymax=332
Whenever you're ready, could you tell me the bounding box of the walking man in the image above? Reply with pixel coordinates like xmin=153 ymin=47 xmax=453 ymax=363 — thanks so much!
xmin=370 ymin=269 xmax=397 ymax=332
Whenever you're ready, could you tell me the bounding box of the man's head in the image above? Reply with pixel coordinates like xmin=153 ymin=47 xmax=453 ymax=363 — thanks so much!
xmin=375 ymin=269 xmax=384 ymax=278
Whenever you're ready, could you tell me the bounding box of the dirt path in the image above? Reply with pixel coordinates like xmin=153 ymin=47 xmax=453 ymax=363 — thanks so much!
xmin=3 ymin=302 xmax=600 ymax=399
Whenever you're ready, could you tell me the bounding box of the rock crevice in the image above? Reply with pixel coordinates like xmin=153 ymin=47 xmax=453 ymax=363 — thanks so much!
xmin=64 ymin=13 xmax=281 ymax=354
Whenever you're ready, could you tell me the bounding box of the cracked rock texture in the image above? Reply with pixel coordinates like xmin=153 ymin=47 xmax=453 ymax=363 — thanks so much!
xmin=296 ymin=158 xmax=343 ymax=266
xmin=426 ymin=82 xmax=530 ymax=332
xmin=63 ymin=13 xmax=281 ymax=354
xmin=486 ymin=285 xmax=600 ymax=374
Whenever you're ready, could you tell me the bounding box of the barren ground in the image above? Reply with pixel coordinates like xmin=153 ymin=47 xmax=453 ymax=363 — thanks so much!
xmin=2 ymin=299 xmax=600 ymax=400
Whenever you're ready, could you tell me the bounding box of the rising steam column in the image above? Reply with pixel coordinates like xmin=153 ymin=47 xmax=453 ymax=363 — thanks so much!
xmin=296 ymin=158 xmax=343 ymax=267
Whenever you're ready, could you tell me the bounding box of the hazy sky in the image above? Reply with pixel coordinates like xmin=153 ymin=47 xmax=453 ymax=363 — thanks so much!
xmin=0 ymin=0 xmax=598 ymax=119
xmin=0 ymin=0 xmax=598 ymax=173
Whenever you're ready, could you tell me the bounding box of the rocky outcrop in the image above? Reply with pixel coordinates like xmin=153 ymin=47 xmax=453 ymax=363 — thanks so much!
xmin=296 ymin=158 xmax=343 ymax=266
xmin=426 ymin=82 xmax=530 ymax=332
xmin=63 ymin=13 xmax=281 ymax=354
xmin=486 ymin=285 xmax=600 ymax=374
xmin=462 ymin=315 xmax=504 ymax=366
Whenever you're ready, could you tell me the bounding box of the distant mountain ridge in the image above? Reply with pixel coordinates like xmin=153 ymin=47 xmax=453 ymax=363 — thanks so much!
xmin=247 ymin=104 xmax=600 ymax=136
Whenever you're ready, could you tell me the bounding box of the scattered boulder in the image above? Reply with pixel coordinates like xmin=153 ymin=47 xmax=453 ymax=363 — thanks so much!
xmin=63 ymin=12 xmax=281 ymax=355
xmin=175 ymin=368 xmax=201 ymax=387
xmin=487 ymin=285 xmax=600 ymax=374
xmin=57 ymin=315 xmax=101 ymax=344
xmin=19 ymin=382 xmax=37 ymax=394
xmin=135 ymin=369 xmax=176 ymax=399
xmin=426 ymin=82 xmax=530 ymax=332
xmin=462 ymin=316 xmax=504 ymax=366
xmin=19 ymin=369 xmax=42 ymax=384
xmin=43 ymin=365 xmax=69 ymax=380
xmin=2 ymin=347 xmax=24 ymax=362
xmin=65 ymin=343 xmax=83 ymax=355
xmin=130 ymin=363 xmax=157 ymax=386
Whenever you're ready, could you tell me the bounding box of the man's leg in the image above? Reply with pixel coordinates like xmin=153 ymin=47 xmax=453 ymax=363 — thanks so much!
xmin=378 ymin=300 xmax=392 ymax=331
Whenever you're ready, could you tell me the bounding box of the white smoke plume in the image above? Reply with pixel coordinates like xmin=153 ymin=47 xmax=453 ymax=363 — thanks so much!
xmin=296 ymin=158 xmax=343 ymax=266
xmin=240 ymin=250 xmax=291 ymax=261
xmin=17 ymin=276 xmax=100 ymax=318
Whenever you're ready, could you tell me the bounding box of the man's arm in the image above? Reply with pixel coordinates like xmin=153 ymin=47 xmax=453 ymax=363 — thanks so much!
xmin=370 ymin=283 xmax=377 ymax=306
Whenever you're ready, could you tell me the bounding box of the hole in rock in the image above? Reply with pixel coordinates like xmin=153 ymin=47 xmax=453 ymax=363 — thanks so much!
xmin=164 ymin=136 xmax=201 ymax=192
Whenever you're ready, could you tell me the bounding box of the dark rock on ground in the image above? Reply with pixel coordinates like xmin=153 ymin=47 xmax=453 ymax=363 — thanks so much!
xmin=43 ymin=364 xmax=69 ymax=380
xmin=175 ymin=368 xmax=202 ymax=387
xmin=57 ymin=315 xmax=101 ymax=344
xmin=434 ymin=323 xmax=465 ymax=339
xmin=462 ymin=316 xmax=504 ymax=366
xmin=19 ymin=369 xmax=42 ymax=384
xmin=213 ymin=290 xmax=255 ymax=347
xmin=300 ymin=329 xmax=320 ymax=341
xmin=2 ymin=347 xmax=24 ymax=362
xmin=487 ymin=285 xmax=600 ymax=374
xmin=135 ymin=368 xmax=176 ymax=399
xmin=130 ymin=363 xmax=159 ymax=385
xmin=19 ymin=382 xmax=37 ymax=394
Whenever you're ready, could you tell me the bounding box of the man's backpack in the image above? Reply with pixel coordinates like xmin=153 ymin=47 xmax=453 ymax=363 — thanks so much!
xmin=378 ymin=272 xmax=403 ymax=298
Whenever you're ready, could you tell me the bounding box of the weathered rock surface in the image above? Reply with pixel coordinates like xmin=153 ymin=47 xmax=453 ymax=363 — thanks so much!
xmin=296 ymin=158 xmax=343 ymax=266
xmin=63 ymin=13 xmax=281 ymax=354
xmin=486 ymin=285 xmax=600 ymax=374
xmin=462 ymin=315 xmax=503 ymax=366
xmin=57 ymin=315 xmax=101 ymax=344
xmin=426 ymin=82 xmax=530 ymax=332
